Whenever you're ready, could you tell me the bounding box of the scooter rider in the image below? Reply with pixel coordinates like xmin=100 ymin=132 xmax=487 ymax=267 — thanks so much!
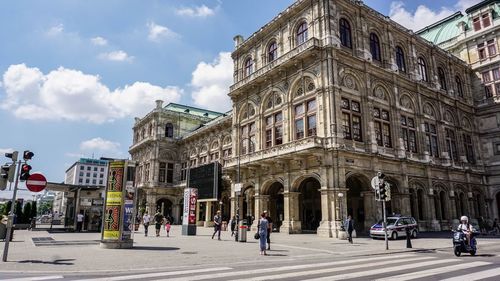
xmin=457 ymin=216 xmax=473 ymax=249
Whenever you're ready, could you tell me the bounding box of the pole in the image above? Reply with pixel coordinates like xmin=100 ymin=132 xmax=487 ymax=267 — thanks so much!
xmin=383 ymin=200 xmax=388 ymax=250
xmin=3 ymin=160 xmax=21 ymax=262
xmin=235 ymin=153 xmax=240 ymax=242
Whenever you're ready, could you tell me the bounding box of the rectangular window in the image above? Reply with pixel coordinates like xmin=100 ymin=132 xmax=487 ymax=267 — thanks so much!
xmin=144 ymin=163 xmax=150 ymax=182
xmin=482 ymin=13 xmax=491 ymax=28
xmin=167 ymin=163 xmax=174 ymax=183
xmin=341 ymin=98 xmax=362 ymax=142
xmin=159 ymin=162 xmax=166 ymax=183
xmin=86 ymin=173 xmax=90 ymax=177
xmin=342 ymin=113 xmax=351 ymax=139
xmin=181 ymin=162 xmax=187 ymax=181
xmin=485 ymin=85 xmax=493 ymax=97
xmin=493 ymin=68 xmax=500 ymax=81
xmin=79 ymin=178 xmax=83 ymax=183
xmin=478 ymin=43 xmax=486 ymax=60
xmin=275 ymin=126 xmax=283 ymax=145
xmin=99 ymin=180 xmax=103 ymax=185
xmin=100 ymin=167 xmax=104 ymax=172
xmin=294 ymin=99 xmax=316 ymax=139
xmin=488 ymin=40 xmax=497 ymax=56
xmin=94 ymin=167 xmax=97 ymax=171
xmin=401 ymin=116 xmax=417 ymax=153
xmin=482 ymin=71 xmax=491 ymax=82
xmin=307 ymin=115 xmax=317 ymax=136
xmin=374 ymin=107 xmax=391 ymax=147
xmin=240 ymin=122 xmax=255 ymax=154
xmin=473 ymin=17 xmax=481 ymax=31
xmin=93 ymin=173 xmax=97 ymax=178
xmin=79 ymin=172 xmax=83 ymax=176
xmin=265 ymin=129 xmax=272 ymax=148
xmin=265 ymin=112 xmax=283 ymax=148
xmin=295 ymin=119 xmax=304 ymax=139
xmin=425 ymin=122 xmax=439 ymax=157
xmin=463 ymin=134 xmax=475 ymax=164
xmin=92 ymin=179 xmax=96 ymax=185
xmin=445 ymin=128 xmax=458 ymax=162
xmin=80 ymin=166 xmax=84 ymax=170
xmin=85 ymin=179 xmax=89 ymax=184
xmin=87 ymin=167 xmax=91 ymax=171
xmin=100 ymin=174 xmax=104 ymax=178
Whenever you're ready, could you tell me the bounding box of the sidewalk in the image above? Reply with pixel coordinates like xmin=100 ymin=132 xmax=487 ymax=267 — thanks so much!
xmin=0 ymin=225 xmax=498 ymax=274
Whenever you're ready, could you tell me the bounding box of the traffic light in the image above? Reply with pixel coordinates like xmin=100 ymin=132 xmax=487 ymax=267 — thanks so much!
xmin=0 ymin=164 xmax=14 ymax=190
xmin=23 ymin=150 xmax=34 ymax=160
xmin=19 ymin=164 xmax=32 ymax=181
xmin=379 ymin=183 xmax=387 ymax=201
xmin=5 ymin=151 xmax=18 ymax=162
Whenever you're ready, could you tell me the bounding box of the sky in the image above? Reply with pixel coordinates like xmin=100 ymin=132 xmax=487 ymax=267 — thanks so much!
xmin=0 ymin=0 xmax=482 ymax=199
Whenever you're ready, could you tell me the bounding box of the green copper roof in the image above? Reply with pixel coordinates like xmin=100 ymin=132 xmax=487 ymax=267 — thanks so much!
xmin=164 ymin=103 xmax=224 ymax=119
xmin=416 ymin=12 xmax=464 ymax=45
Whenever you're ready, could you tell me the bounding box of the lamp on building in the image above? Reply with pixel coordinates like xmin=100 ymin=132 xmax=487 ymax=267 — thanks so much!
xmin=338 ymin=192 xmax=344 ymax=222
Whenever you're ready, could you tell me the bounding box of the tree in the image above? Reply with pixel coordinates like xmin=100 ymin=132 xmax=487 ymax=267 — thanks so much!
xmin=4 ymin=201 xmax=12 ymax=216
xmin=39 ymin=201 xmax=53 ymax=215
xmin=31 ymin=201 xmax=37 ymax=218
xmin=23 ymin=202 xmax=32 ymax=223
xmin=14 ymin=201 xmax=23 ymax=223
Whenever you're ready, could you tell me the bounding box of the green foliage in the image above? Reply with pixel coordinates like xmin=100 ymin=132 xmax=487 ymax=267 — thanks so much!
xmin=3 ymin=201 xmax=12 ymax=216
xmin=39 ymin=201 xmax=53 ymax=215
xmin=23 ymin=202 xmax=32 ymax=223
xmin=31 ymin=201 xmax=37 ymax=218
xmin=15 ymin=201 xmax=23 ymax=223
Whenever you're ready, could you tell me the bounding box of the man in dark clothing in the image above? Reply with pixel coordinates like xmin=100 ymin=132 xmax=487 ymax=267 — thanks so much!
xmin=264 ymin=210 xmax=273 ymax=250
xmin=212 ymin=210 xmax=222 ymax=240
xmin=154 ymin=211 xmax=164 ymax=237
xmin=344 ymin=215 xmax=355 ymax=244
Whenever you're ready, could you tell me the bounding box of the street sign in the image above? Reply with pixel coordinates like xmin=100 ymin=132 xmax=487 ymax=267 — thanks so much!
xmin=26 ymin=173 xmax=47 ymax=192
xmin=371 ymin=176 xmax=380 ymax=190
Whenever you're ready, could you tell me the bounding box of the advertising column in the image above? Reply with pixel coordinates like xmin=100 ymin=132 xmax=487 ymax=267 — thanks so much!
xmin=100 ymin=160 xmax=135 ymax=248
xmin=182 ymin=188 xmax=198 ymax=235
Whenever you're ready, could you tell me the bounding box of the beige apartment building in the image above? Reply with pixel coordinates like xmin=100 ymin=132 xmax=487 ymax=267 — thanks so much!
xmin=130 ymin=0 xmax=491 ymax=238
xmin=418 ymin=0 xmax=500 ymax=220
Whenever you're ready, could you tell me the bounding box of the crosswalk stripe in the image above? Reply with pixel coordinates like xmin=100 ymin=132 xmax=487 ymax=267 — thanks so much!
xmin=158 ymin=254 xmax=419 ymax=281
xmin=440 ymin=267 xmax=500 ymax=281
xmin=3 ymin=276 xmax=64 ymax=281
xmin=379 ymin=261 xmax=491 ymax=281
xmin=234 ymin=256 xmax=436 ymax=281
xmin=76 ymin=267 xmax=232 ymax=281
xmin=301 ymin=258 xmax=461 ymax=281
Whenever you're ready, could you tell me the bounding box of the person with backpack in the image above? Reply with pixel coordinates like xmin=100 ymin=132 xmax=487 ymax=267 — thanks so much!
xmin=154 ymin=211 xmax=164 ymax=237
xmin=229 ymin=215 xmax=236 ymax=237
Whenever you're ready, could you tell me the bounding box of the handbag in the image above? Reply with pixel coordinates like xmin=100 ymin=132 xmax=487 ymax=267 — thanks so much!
xmin=254 ymin=232 xmax=260 ymax=239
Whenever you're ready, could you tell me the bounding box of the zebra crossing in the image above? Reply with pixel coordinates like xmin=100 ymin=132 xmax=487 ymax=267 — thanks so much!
xmin=3 ymin=253 xmax=499 ymax=281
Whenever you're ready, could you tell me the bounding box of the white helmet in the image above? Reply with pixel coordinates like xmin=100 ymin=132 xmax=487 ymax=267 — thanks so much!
xmin=460 ymin=216 xmax=468 ymax=222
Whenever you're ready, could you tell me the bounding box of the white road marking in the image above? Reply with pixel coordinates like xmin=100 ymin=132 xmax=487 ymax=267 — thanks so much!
xmin=301 ymin=258 xmax=461 ymax=281
xmin=76 ymin=267 xmax=232 ymax=281
xmin=3 ymin=276 xmax=64 ymax=281
xmin=440 ymin=267 xmax=500 ymax=281
xmin=159 ymin=254 xmax=419 ymax=281
xmin=234 ymin=256 xmax=436 ymax=281
xmin=380 ymin=261 xmax=491 ymax=281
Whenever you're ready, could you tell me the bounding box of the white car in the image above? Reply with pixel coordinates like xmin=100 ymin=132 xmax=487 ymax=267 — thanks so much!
xmin=370 ymin=216 xmax=418 ymax=240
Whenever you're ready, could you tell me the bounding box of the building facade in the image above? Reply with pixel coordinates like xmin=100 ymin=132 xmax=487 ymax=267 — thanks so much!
xmin=418 ymin=0 xmax=500 ymax=220
xmin=131 ymin=0 xmax=492 ymax=238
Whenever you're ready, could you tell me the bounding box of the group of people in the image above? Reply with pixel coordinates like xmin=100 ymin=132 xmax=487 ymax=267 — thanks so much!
xmin=141 ymin=211 xmax=171 ymax=237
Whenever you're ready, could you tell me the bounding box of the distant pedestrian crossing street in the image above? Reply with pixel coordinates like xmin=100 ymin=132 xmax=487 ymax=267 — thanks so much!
xmin=4 ymin=253 xmax=499 ymax=281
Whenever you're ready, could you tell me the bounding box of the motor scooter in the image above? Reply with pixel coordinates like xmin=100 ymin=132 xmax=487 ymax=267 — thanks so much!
xmin=452 ymin=230 xmax=478 ymax=256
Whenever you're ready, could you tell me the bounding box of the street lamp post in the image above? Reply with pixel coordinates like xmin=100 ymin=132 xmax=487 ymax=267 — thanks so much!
xmin=338 ymin=192 xmax=344 ymax=231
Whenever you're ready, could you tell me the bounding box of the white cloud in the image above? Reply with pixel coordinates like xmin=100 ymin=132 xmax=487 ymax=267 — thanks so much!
xmin=46 ymin=24 xmax=64 ymax=36
xmin=80 ymin=137 xmax=120 ymax=153
xmin=389 ymin=0 xmax=484 ymax=31
xmin=1 ymin=64 xmax=182 ymax=123
xmin=91 ymin=36 xmax=108 ymax=46
xmin=176 ymin=5 xmax=216 ymax=18
xmin=0 ymin=148 xmax=14 ymax=155
xmin=98 ymin=50 xmax=133 ymax=62
xmin=190 ymin=52 xmax=233 ymax=112
xmin=65 ymin=152 xmax=85 ymax=158
xmin=147 ymin=22 xmax=178 ymax=42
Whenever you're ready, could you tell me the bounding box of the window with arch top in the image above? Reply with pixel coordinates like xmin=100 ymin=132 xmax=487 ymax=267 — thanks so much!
xmin=455 ymin=76 xmax=464 ymax=97
xmin=395 ymin=46 xmax=406 ymax=72
xmin=438 ymin=67 xmax=447 ymax=90
xmin=165 ymin=123 xmax=174 ymax=138
xmin=268 ymin=41 xmax=278 ymax=62
xmin=339 ymin=18 xmax=352 ymax=48
xmin=369 ymin=33 xmax=381 ymax=62
xmin=418 ymin=57 xmax=428 ymax=82
xmin=296 ymin=22 xmax=308 ymax=45
xmin=244 ymin=57 xmax=254 ymax=77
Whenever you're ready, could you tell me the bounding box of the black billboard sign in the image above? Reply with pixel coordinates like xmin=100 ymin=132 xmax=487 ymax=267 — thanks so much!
xmin=188 ymin=162 xmax=221 ymax=200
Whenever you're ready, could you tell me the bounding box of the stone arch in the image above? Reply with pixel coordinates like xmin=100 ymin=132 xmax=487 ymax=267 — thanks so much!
xmin=290 ymin=173 xmax=323 ymax=192
xmin=261 ymin=88 xmax=285 ymax=113
xmin=238 ymin=101 xmax=258 ymax=121
xmin=423 ymin=102 xmax=437 ymax=119
xmin=432 ymin=182 xmax=450 ymax=221
xmin=339 ymin=69 xmax=362 ymax=92
xmin=462 ymin=117 xmax=473 ymax=131
xmin=156 ymin=197 xmax=174 ymax=219
xmin=291 ymin=17 xmax=310 ymax=45
xmin=261 ymin=180 xmax=285 ymax=231
xmin=399 ymin=93 xmax=416 ymax=112
xmin=409 ymin=180 xmax=427 ymax=221
xmin=210 ymin=140 xmax=219 ymax=151
xmin=295 ymin=176 xmax=322 ymax=232
xmin=289 ymin=72 xmax=317 ymax=100
xmin=260 ymin=178 xmax=285 ymax=195
xmin=444 ymin=110 xmax=457 ymax=125
xmin=242 ymin=185 xmax=256 ymax=222
xmin=345 ymin=172 xmax=372 ymax=232
xmin=372 ymin=82 xmax=394 ymax=104
xmin=222 ymin=135 xmax=232 ymax=146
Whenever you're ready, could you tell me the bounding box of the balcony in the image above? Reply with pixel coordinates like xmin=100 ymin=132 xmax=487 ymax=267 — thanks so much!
xmin=230 ymin=38 xmax=322 ymax=93
xmin=224 ymin=136 xmax=324 ymax=168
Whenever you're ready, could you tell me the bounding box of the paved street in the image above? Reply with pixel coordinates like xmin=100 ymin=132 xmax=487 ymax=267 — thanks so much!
xmin=1 ymin=226 xmax=499 ymax=280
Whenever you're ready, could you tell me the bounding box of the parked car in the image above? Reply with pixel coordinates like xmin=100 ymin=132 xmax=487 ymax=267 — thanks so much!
xmin=370 ymin=216 xmax=418 ymax=240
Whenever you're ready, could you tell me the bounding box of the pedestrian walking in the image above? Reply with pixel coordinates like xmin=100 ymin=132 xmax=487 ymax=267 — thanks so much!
xmin=493 ymin=218 xmax=499 ymax=235
xmin=258 ymin=212 xmax=269 ymax=255
xmin=344 ymin=215 xmax=355 ymax=244
xmin=165 ymin=218 xmax=171 ymax=237
xmin=76 ymin=211 xmax=84 ymax=232
xmin=212 ymin=210 xmax=222 ymax=240
xmin=264 ymin=210 xmax=273 ymax=250
xmin=154 ymin=211 xmax=164 ymax=237
xmin=142 ymin=212 xmax=151 ymax=236
xmin=230 ymin=215 xmax=236 ymax=237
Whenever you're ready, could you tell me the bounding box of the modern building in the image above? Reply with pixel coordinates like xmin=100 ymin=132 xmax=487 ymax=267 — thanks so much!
xmin=417 ymin=0 xmax=500 ymax=220
xmin=131 ymin=0 xmax=492 ymax=238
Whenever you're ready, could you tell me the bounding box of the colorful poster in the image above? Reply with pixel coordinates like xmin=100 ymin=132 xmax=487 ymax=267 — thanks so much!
xmin=102 ymin=161 xmax=125 ymax=240
xmin=182 ymin=188 xmax=198 ymax=225
xmin=103 ymin=206 xmax=120 ymax=239
xmin=121 ymin=181 xmax=135 ymax=240
xmin=108 ymin=162 xmax=124 ymax=192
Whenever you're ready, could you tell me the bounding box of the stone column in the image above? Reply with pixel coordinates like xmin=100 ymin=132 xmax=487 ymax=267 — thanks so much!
xmin=252 ymin=195 xmax=269 ymax=231
xmin=204 ymin=201 xmax=213 ymax=227
xmin=281 ymin=192 xmax=301 ymax=234
xmin=317 ymin=188 xmax=333 ymax=238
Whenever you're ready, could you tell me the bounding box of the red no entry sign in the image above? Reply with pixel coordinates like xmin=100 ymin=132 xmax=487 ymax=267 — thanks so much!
xmin=26 ymin=173 xmax=47 ymax=192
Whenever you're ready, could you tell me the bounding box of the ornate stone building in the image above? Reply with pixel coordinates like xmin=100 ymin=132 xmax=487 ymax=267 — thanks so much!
xmin=131 ymin=0 xmax=492 ymax=238
xmin=418 ymin=0 xmax=500 ymax=221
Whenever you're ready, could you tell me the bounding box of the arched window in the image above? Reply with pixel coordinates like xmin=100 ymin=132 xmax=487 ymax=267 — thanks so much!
xmin=455 ymin=76 xmax=464 ymax=97
xmin=434 ymin=190 xmax=441 ymax=220
xmin=438 ymin=67 xmax=447 ymax=90
xmin=296 ymin=22 xmax=308 ymax=45
xmin=339 ymin=18 xmax=352 ymax=48
xmin=369 ymin=33 xmax=381 ymax=61
xmin=440 ymin=191 xmax=447 ymax=220
xmin=395 ymin=46 xmax=406 ymax=72
xmin=418 ymin=57 xmax=428 ymax=82
xmin=244 ymin=57 xmax=254 ymax=77
xmin=268 ymin=41 xmax=278 ymax=62
xmin=165 ymin=123 xmax=174 ymax=138
xmin=417 ymin=189 xmax=425 ymax=220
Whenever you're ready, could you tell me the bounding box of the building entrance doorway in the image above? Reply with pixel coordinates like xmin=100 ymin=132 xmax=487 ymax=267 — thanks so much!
xmin=156 ymin=198 xmax=173 ymax=220
xmin=497 ymin=192 xmax=500 ymax=219
xmin=298 ymin=178 xmax=321 ymax=233
xmin=267 ymin=182 xmax=284 ymax=231
xmin=346 ymin=176 xmax=367 ymax=234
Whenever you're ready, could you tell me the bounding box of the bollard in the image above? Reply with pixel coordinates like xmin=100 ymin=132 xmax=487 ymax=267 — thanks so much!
xmin=406 ymin=227 xmax=412 ymax=248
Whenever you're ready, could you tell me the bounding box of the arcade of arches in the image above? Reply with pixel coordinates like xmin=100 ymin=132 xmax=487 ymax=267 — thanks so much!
xmin=228 ymin=172 xmax=491 ymax=238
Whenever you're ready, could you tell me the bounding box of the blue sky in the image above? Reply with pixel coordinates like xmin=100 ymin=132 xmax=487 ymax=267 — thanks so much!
xmin=0 ymin=0 xmax=481 ymax=199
